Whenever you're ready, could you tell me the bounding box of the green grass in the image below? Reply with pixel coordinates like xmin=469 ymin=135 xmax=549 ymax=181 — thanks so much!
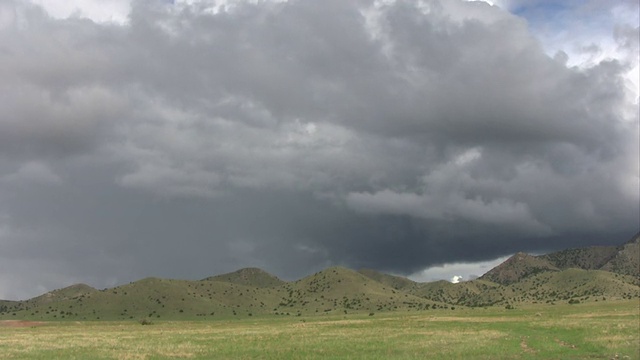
xmin=1 ymin=300 xmax=637 ymax=359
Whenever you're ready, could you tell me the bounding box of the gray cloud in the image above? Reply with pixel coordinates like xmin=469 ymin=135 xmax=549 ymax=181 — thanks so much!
xmin=0 ymin=0 xmax=637 ymax=299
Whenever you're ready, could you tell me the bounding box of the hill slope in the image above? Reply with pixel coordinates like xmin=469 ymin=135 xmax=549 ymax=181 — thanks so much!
xmin=481 ymin=232 xmax=640 ymax=286
xmin=479 ymin=252 xmax=559 ymax=285
xmin=600 ymin=232 xmax=640 ymax=277
xmin=358 ymin=268 xmax=417 ymax=291
xmin=25 ymin=283 xmax=98 ymax=306
xmin=539 ymin=246 xmax=618 ymax=271
xmin=410 ymin=279 xmax=501 ymax=306
xmin=0 ymin=300 xmax=19 ymax=314
xmin=0 ymin=268 xmax=451 ymax=321
xmin=1 ymin=234 xmax=638 ymax=319
xmin=202 ymin=267 xmax=285 ymax=288
xmin=273 ymin=267 xmax=448 ymax=315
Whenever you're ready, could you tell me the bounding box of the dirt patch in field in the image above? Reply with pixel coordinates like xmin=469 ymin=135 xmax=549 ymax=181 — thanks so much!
xmin=311 ymin=319 xmax=372 ymax=326
xmin=565 ymin=310 xmax=637 ymax=318
xmin=0 ymin=320 xmax=46 ymax=328
xmin=520 ymin=336 xmax=537 ymax=354
xmin=555 ymin=338 xmax=577 ymax=349
xmin=418 ymin=316 xmax=518 ymax=323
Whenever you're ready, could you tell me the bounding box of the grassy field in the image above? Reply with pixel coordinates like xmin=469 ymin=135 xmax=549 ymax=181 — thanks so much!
xmin=0 ymin=300 xmax=637 ymax=359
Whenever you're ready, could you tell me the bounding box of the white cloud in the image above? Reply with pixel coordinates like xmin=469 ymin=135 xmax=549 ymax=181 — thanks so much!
xmin=28 ymin=0 xmax=131 ymax=24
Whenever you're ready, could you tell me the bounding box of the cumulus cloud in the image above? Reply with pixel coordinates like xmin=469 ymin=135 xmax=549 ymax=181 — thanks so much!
xmin=0 ymin=0 xmax=637 ymax=299
xmin=345 ymin=147 xmax=552 ymax=235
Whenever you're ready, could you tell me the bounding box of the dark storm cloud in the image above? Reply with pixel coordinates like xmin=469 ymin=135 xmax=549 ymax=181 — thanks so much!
xmin=0 ymin=0 xmax=637 ymax=299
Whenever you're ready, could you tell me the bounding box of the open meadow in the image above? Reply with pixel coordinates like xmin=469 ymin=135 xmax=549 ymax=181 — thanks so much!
xmin=0 ymin=300 xmax=637 ymax=359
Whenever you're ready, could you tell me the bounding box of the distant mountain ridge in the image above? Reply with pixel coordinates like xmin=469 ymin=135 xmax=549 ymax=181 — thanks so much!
xmin=482 ymin=232 xmax=640 ymax=285
xmin=480 ymin=252 xmax=559 ymax=285
xmin=599 ymin=233 xmax=640 ymax=276
xmin=1 ymin=233 xmax=637 ymax=320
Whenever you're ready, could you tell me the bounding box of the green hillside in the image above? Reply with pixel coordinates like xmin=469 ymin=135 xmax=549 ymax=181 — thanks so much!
xmin=1 ymin=234 xmax=638 ymax=321
xmin=0 ymin=268 xmax=451 ymax=321
xmin=275 ymin=267 xmax=447 ymax=315
xmin=410 ymin=279 xmax=501 ymax=306
xmin=479 ymin=252 xmax=559 ymax=285
xmin=24 ymin=283 xmax=97 ymax=307
xmin=0 ymin=277 xmax=289 ymax=321
xmin=0 ymin=300 xmax=18 ymax=315
xmin=540 ymin=246 xmax=618 ymax=270
xmin=502 ymin=268 xmax=640 ymax=304
xmin=600 ymin=232 xmax=640 ymax=277
xmin=528 ymin=232 xmax=640 ymax=278
xmin=438 ymin=269 xmax=640 ymax=308
xmin=202 ymin=267 xmax=285 ymax=288
xmin=358 ymin=268 xmax=418 ymax=291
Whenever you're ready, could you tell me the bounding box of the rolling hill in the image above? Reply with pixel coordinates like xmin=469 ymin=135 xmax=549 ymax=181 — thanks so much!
xmin=480 ymin=232 xmax=640 ymax=286
xmin=599 ymin=232 xmax=640 ymax=277
xmin=277 ymin=266 xmax=444 ymax=314
xmin=1 ymin=233 xmax=638 ymax=320
xmin=410 ymin=279 xmax=502 ymax=306
xmin=537 ymin=232 xmax=640 ymax=276
xmin=0 ymin=300 xmax=18 ymax=315
xmin=358 ymin=268 xmax=418 ymax=291
xmin=202 ymin=267 xmax=286 ymax=288
xmin=479 ymin=252 xmax=559 ymax=285
xmin=539 ymin=246 xmax=618 ymax=270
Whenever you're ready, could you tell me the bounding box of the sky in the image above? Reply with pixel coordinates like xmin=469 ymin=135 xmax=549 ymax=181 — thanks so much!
xmin=0 ymin=0 xmax=638 ymax=300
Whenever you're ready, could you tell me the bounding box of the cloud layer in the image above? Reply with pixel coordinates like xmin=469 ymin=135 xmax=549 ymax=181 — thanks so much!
xmin=0 ymin=0 xmax=637 ymax=299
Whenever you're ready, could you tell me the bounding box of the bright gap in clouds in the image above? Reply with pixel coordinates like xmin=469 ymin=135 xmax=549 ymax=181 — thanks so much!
xmin=28 ymin=0 xmax=132 ymax=24
xmin=27 ymin=0 xmax=290 ymax=24
xmin=409 ymin=256 xmax=511 ymax=283
xmin=510 ymin=0 xmax=639 ymax=102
